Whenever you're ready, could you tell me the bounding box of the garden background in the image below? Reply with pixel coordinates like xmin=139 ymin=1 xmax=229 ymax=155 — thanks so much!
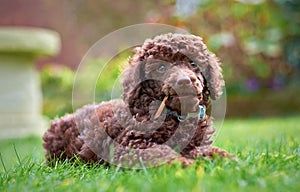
xmin=1 ymin=0 xmax=299 ymax=118
xmin=0 ymin=0 xmax=299 ymax=191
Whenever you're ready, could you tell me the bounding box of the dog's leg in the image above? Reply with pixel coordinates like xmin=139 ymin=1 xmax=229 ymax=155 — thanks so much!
xmin=42 ymin=115 xmax=83 ymax=162
xmin=181 ymin=145 xmax=235 ymax=160
xmin=203 ymin=146 xmax=234 ymax=159
xmin=112 ymin=143 xmax=194 ymax=168
xmin=43 ymin=103 xmax=118 ymax=164
xmin=190 ymin=146 xmax=234 ymax=160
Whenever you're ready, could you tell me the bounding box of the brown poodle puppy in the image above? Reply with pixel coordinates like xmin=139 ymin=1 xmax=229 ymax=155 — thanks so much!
xmin=43 ymin=33 xmax=231 ymax=168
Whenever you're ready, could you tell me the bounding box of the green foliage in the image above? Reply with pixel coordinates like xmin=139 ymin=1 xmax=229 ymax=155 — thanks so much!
xmin=156 ymin=0 xmax=300 ymax=92
xmin=41 ymin=65 xmax=75 ymax=118
xmin=41 ymin=52 xmax=129 ymax=118
xmin=246 ymin=56 xmax=270 ymax=78
xmin=1 ymin=117 xmax=300 ymax=191
xmin=93 ymin=52 xmax=129 ymax=102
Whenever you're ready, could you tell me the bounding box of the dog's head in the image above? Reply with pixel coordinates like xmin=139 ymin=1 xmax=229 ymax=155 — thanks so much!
xmin=122 ymin=33 xmax=224 ymax=118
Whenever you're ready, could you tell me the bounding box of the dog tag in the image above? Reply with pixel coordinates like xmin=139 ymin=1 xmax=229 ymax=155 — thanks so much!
xmin=199 ymin=105 xmax=206 ymax=120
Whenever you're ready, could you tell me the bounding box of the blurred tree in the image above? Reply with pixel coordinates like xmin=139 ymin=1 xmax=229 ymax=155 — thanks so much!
xmin=145 ymin=0 xmax=299 ymax=94
xmin=275 ymin=0 xmax=300 ymax=74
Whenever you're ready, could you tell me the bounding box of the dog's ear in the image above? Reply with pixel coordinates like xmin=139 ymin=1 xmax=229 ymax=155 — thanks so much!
xmin=201 ymin=53 xmax=224 ymax=100
xmin=121 ymin=47 xmax=145 ymax=103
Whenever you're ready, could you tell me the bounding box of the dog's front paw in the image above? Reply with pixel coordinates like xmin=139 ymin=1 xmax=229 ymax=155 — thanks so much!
xmin=176 ymin=156 xmax=195 ymax=167
xmin=202 ymin=146 xmax=236 ymax=160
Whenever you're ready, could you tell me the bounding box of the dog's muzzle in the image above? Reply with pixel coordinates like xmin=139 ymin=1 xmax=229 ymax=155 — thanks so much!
xmin=154 ymin=96 xmax=206 ymax=121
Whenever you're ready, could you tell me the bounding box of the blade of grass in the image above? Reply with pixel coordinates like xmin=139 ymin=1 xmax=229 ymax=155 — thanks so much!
xmin=0 ymin=152 xmax=7 ymax=173
xmin=139 ymin=157 xmax=149 ymax=176
xmin=13 ymin=144 xmax=22 ymax=169
xmin=111 ymin=164 xmax=121 ymax=180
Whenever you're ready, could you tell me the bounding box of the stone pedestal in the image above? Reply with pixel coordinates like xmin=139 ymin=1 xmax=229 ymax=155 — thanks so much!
xmin=0 ymin=27 xmax=60 ymax=138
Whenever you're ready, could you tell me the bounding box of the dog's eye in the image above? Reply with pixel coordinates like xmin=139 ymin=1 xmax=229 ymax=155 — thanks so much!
xmin=189 ymin=60 xmax=197 ymax=68
xmin=157 ymin=65 xmax=166 ymax=73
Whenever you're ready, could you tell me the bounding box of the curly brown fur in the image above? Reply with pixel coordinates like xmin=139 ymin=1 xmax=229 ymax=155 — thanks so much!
xmin=43 ymin=33 xmax=231 ymax=168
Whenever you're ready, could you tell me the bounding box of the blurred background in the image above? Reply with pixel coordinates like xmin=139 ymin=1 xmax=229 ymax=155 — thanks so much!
xmin=0 ymin=0 xmax=299 ymax=120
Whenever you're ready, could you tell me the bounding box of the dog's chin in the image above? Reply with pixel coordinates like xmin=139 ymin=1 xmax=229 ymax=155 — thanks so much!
xmin=166 ymin=95 xmax=200 ymax=115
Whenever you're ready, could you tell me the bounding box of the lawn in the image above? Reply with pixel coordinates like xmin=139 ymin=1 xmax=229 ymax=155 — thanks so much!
xmin=0 ymin=116 xmax=299 ymax=191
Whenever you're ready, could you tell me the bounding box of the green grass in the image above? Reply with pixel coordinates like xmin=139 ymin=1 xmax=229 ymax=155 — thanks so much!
xmin=1 ymin=116 xmax=300 ymax=191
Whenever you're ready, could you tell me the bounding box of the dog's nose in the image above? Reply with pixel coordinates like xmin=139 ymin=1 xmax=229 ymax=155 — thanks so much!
xmin=177 ymin=76 xmax=192 ymax=86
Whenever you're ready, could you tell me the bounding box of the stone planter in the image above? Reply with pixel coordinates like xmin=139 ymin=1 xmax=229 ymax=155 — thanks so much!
xmin=0 ymin=27 xmax=60 ymax=138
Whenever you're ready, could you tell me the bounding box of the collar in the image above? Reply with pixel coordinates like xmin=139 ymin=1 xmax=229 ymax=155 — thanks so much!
xmin=167 ymin=105 xmax=206 ymax=122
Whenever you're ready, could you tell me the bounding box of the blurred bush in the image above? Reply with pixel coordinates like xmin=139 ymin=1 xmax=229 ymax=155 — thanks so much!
xmin=41 ymin=52 xmax=129 ymax=119
xmin=41 ymin=65 xmax=74 ymax=118
xmin=147 ymin=0 xmax=300 ymax=95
